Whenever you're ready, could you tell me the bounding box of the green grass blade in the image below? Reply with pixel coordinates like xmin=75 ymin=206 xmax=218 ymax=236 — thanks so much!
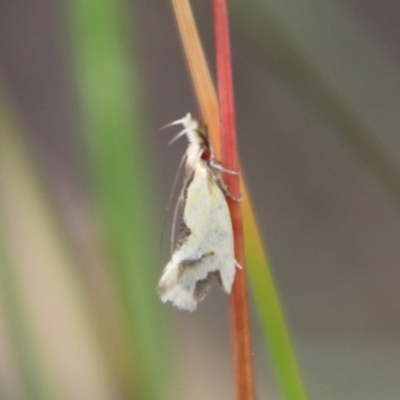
xmin=67 ymin=1 xmax=169 ymax=399
xmin=242 ymin=190 xmax=308 ymax=400
xmin=232 ymin=0 xmax=400 ymax=397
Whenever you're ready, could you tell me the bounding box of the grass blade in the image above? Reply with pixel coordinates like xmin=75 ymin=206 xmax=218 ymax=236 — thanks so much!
xmin=171 ymin=1 xmax=307 ymax=398
xmin=213 ymin=1 xmax=256 ymax=398
xmin=67 ymin=1 xmax=169 ymax=398
xmin=0 ymin=89 xmax=114 ymax=399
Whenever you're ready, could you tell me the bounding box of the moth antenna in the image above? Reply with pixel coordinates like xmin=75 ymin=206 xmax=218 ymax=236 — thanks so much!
xmin=167 ymin=153 xmax=188 ymax=213
xmin=159 ymin=153 xmax=187 ymax=250
xmin=159 ymin=112 xmax=199 ymax=254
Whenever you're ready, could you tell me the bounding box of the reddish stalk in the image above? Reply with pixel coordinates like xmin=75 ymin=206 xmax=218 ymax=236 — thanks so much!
xmin=213 ymin=1 xmax=255 ymax=399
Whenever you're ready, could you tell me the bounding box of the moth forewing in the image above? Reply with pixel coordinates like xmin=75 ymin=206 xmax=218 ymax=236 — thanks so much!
xmin=158 ymin=113 xmax=237 ymax=311
xmin=177 ymin=164 xmax=235 ymax=291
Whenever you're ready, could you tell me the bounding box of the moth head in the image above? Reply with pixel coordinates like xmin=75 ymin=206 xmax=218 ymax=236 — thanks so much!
xmin=163 ymin=113 xmax=211 ymax=151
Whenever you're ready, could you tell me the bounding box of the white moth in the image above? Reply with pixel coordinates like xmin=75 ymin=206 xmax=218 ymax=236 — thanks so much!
xmin=158 ymin=113 xmax=239 ymax=311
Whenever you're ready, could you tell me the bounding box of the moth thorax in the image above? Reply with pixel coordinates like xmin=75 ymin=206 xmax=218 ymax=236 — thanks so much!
xmin=186 ymin=142 xmax=204 ymax=168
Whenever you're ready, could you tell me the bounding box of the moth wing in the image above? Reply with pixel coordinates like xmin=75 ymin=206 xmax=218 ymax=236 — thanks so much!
xmin=158 ymin=164 xmax=235 ymax=311
xmin=157 ymin=263 xmax=201 ymax=311
xmin=175 ymin=164 xmax=236 ymax=291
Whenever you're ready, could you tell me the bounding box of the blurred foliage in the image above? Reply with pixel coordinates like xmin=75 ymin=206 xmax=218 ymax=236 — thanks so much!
xmin=0 ymin=0 xmax=399 ymax=399
xmin=0 ymin=90 xmax=113 ymax=399
xmin=242 ymin=184 xmax=308 ymax=400
xmin=68 ymin=0 xmax=169 ymax=398
xmin=0 ymin=0 xmax=170 ymax=398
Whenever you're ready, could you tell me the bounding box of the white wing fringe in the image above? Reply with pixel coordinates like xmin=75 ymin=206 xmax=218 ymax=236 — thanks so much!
xmin=158 ymin=262 xmax=198 ymax=312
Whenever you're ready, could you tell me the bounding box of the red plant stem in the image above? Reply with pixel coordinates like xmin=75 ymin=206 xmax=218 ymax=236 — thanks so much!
xmin=213 ymin=1 xmax=255 ymax=399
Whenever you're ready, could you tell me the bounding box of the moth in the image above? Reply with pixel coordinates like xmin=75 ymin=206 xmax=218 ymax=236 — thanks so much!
xmin=158 ymin=113 xmax=240 ymax=311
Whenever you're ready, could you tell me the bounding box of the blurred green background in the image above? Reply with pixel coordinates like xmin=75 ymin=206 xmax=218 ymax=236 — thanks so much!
xmin=0 ymin=0 xmax=400 ymax=399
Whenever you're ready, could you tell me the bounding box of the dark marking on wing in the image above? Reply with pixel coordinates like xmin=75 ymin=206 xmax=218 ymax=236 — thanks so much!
xmin=177 ymin=251 xmax=216 ymax=283
xmin=193 ymin=277 xmax=212 ymax=301
xmin=174 ymin=169 xmax=195 ymax=249
xmin=193 ymin=271 xmax=221 ymax=302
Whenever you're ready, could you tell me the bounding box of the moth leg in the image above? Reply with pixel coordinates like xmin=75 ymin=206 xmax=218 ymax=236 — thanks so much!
xmin=225 ymin=191 xmax=243 ymax=203
xmin=210 ymin=159 xmax=240 ymax=175
xmin=215 ymin=176 xmax=243 ymax=202
xmin=235 ymin=260 xmax=243 ymax=269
